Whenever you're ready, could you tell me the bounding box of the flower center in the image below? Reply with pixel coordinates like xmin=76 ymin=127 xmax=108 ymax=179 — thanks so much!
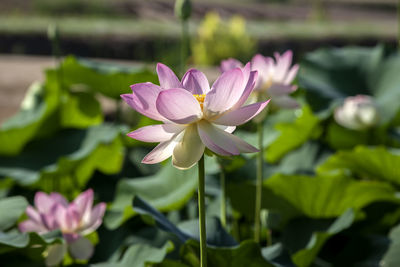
xmin=263 ymin=79 xmax=273 ymax=91
xmin=193 ymin=94 xmax=206 ymax=110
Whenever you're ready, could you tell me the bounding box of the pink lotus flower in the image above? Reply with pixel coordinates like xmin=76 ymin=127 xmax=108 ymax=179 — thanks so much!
xmin=334 ymin=95 xmax=379 ymax=130
xmin=19 ymin=192 xmax=67 ymax=234
xmin=19 ymin=189 xmax=106 ymax=264
xmin=221 ymin=51 xmax=299 ymax=109
xmin=121 ymin=63 xmax=269 ymax=169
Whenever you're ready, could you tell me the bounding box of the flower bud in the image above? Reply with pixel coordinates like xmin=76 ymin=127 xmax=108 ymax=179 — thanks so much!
xmin=174 ymin=0 xmax=191 ymax=21
xmin=334 ymin=95 xmax=379 ymax=130
xmin=47 ymin=23 xmax=59 ymax=42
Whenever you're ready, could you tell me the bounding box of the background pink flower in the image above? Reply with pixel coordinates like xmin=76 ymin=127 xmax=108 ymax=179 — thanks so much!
xmin=19 ymin=192 xmax=68 ymax=234
xmin=251 ymin=51 xmax=299 ymax=109
xmin=220 ymin=58 xmax=243 ymax=73
xmin=19 ymin=189 xmax=106 ymax=264
xmin=220 ymin=51 xmax=299 ymax=109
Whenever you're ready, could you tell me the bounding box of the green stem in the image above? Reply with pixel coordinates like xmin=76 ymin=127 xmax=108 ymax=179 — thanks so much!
xmin=220 ymin=165 xmax=227 ymax=227
xmin=198 ymin=155 xmax=207 ymax=267
xmin=254 ymin=121 xmax=264 ymax=243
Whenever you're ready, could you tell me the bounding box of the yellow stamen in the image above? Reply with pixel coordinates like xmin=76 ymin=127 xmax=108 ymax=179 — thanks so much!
xmin=193 ymin=94 xmax=206 ymax=109
xmin=263 ymin=79 xmax=273 ymax=91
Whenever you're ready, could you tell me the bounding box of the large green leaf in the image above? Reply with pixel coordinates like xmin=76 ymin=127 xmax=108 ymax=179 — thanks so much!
xmin=298 ymin=45 xmax=383 ymax=114
xmin=317 ymin=146 xmax=400 ymax=186
xmin=93 ymin=241 xmax=174 ymax=267
xmin=228 ymin=174 xmax=398 ymax=222
xmin=180 ymin=240 xmax=275 ymax=267
xmin=61 ymin=56 xmax=158 ymax=99
xmin=60 ymin=91 xmax=103 ymax=128
xmin=265 ymin=105 xmax=321 ymax=163
xmin=105 ymin=163 xmax=198 ymax=229
xmin=0 ymin=124 xmax=124 ymax=195
xmin=0 ymin=196 xmax=28 ymax=231
xmin=0 ymin=71 xmax=61 ymax=156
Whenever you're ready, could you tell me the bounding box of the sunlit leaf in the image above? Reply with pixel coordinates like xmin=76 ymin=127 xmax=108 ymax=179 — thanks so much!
xmin=265 ymin=105 xmax=321 ymax=163
xmin=228 ymin=174 xmax=398 ymax=222
xmin=317 ymin=146 xmax=400 ymax=186
xmin=60 ymin=91 xmax=103 ymax=128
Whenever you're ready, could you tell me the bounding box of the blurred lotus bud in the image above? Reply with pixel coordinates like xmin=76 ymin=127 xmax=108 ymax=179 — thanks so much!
xmin=175 ymin=0 xmax=192 ymax=21
xmin=334 ymin=95 xmax=379 ymax=130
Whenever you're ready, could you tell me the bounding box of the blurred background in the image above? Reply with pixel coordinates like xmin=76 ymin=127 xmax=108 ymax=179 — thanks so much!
xmin=0 ymin=2 xmax=400 ymax=265
xmin=0 ymin=0 xmax=398 ymax=124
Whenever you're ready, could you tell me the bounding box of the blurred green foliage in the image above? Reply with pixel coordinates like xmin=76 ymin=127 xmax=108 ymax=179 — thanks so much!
xmin=1 ymin=46 xmax=400 ymax=266
xmin=192 ymin=12 xmax=256 ymax=66
xmin=33 ymin=0 xmax=119 ymax=17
